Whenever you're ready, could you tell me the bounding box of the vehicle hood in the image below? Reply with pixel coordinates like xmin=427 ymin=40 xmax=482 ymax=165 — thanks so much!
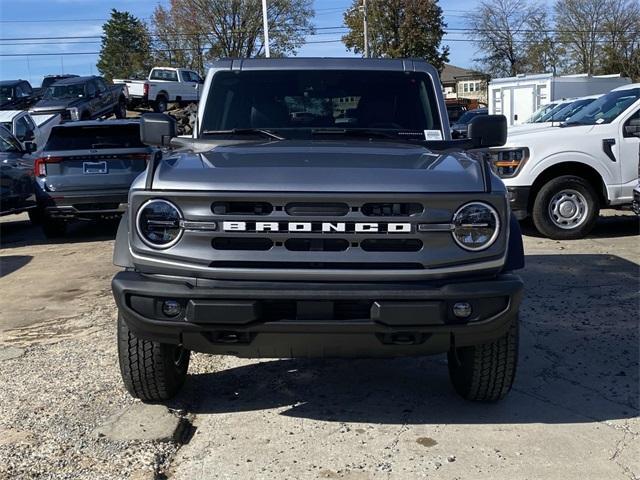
xmin=503 ymin=124 xmax=596 ymax=146
xmin=148 ymin=140 xmax=486 ymax=193
xmin=31 ymin=98 xmax=82 ymax=112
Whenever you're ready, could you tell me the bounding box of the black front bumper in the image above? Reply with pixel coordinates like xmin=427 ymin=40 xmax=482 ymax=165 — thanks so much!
xmin=113 ymin=271 xmax=523 ymax=358
xmin=41 ymin=190 xmax=128 ymax=220
xmin=507 ymin=186 xmax=531 ymax=220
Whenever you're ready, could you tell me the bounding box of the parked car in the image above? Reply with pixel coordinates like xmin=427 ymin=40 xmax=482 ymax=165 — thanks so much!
xmin=488 ymin=83 xmax=640 ymax=239
xmin=0 ymin=80 xmax=42 ymax=111
xmin=450 ymin=108 xmax=488 ymax=138
xmin=34 ymin=120 xmax=153 ymax=237
xmin=0 ymin=110 xmax=61 ymax=151
xmin=113 ymin=67 xmax=203 ymax=113
xmin=0 ymin=126 xmax=39 ymax=222
xmin=508 ymin=95 xmax=601 ymax=134
xmin=40 ymin=74 xmax=79 ymax=91
xmin=31 ymin=76 xmax=127 ymax=122
xmin=112 ymin=58 xmax=525 ymax=404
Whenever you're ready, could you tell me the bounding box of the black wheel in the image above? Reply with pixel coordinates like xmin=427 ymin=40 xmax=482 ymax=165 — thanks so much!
xmin=117 ymin=313 xmax=190 ymax=402
xmin=27 ymin=207 xmax=43 ymax=225
xmin=114 ymin=99 xmax=127 ymax=119
xmin=447 ymin=315 xmax=519 ymax=402
xmin=42 ymin=217 xmax=67 ymax=238
xmin=531 ymin=175 xmax=599 ymax=240
xmin=153 ymin=96 xmax=168 ymax=113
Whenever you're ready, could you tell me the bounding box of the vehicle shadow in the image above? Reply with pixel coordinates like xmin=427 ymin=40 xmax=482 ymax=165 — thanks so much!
xmin=0 ymin=217 xmax=118 ymax=249
xmin=169 ymin=253 xmax=639 ymax=425
xmin=521 ymin=211 xmax=639 ymax=239
xmin=0 ymin=255 xmax=32 ymax=278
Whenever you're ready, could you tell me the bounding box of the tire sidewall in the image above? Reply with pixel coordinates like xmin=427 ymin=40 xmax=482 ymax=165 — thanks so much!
xmin=154 ymin=97 xmax=168 ymax=113
xmin=532 ymin=175 xmax=599 ymax=240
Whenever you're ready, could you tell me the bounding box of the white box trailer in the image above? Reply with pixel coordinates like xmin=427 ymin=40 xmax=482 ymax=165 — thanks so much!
xmin=488 ymin=73 xmax=631 ymax=126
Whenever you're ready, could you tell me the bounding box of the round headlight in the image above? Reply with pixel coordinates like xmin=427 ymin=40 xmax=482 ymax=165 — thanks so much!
xmin=136 ymin=199 xmax=183 ymax=248
xmin=452 ymin=202 xmax=500 ymax=251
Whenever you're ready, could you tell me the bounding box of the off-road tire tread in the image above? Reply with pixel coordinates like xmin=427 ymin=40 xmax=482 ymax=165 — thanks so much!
xmin=117 ymin=314 xmax=189 ymax=402
xmin=448 ymin=317 xmax=519 ymax=402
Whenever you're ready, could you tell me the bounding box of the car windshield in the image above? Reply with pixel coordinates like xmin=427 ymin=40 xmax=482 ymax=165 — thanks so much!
xmin=44 ymin=124 xmax=144 ymax=150
xmin=536 ymin=102 xmax=572 ymax=122
xmin=456 ymin=110 xmax=486 ymax=124
xmin=565 ymin=88 xmax=640 ymax=125
xmin=526 ymin=103 xmax=557 ymax=123
xmin=45 ymin=84 xmax=85 ymax=99
xmin=0 ymin=86 xmax=15 ymax=102
xmin=201 ymin=69 xmax=442 ymax=138
xmin=0 ymin=127 xmax=21 ymax=153
xmin=541 ymin=98 xmax=597 ymax=123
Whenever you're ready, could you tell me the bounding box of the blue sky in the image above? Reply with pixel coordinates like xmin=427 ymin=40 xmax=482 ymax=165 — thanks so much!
xmin=0 ymin=0 xmax=476 ymax=86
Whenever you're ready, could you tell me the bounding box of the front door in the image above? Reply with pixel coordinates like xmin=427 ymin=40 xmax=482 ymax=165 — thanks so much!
xmin=618 ymin=107 xmax=640 ymax=201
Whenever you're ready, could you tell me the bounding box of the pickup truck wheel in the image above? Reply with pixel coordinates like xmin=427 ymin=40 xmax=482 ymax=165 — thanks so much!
xmin=447 ymin=315 xmax=519 ymax=402
xmin=42 ymin=218 xmax=66 ymax=238
xmin=532 ymin=175 xmax=599 ymax=240
xmin=153 ymin=97 xmax=168 ymax=113
xmin=114 ymin=100 xmax=127 ymax=119
xmin=27 ymin=207 xmax=43 ymax=225
xmin=117 ymin=313 xmax=190 ymax=402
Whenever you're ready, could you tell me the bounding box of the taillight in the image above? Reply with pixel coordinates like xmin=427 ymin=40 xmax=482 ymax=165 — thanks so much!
xmin=34 ymin=156 xmax=63 ymax=177
xmin=143 ymin=83 xmax=149 ymax=97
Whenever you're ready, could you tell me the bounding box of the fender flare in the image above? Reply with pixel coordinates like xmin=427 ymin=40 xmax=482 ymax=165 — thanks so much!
xmin=113 ymin=212 xmax=134 ymax=268
xmin=503 ymin=213 xmax=525 ymax=272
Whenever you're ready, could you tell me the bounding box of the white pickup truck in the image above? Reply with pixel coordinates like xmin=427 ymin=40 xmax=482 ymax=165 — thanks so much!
xmin=0 ymin=110 xmax=60 ymax=151
xmin=113 ymin=67 xmax=203 ymax=113
xmin=487 ymin=83 xmax=640 ymax=239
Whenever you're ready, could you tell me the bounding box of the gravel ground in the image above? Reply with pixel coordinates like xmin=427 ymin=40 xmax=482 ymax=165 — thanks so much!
xmin=0 ymin=211 xmax=638 ymax=480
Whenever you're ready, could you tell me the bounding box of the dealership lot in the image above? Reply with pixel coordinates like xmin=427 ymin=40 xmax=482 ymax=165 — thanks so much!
xmin=0 ymin=211 xmax=638 ymax=480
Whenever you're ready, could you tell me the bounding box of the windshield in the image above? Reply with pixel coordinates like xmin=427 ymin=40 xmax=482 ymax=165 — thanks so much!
xmin=540 ymin=98 xmax=596 ymax=123
xmin=202 ymin=70 xmax=442 ymax=137
xmin=0 ymin=127 xmax=21 ymax=153
xmin=565 ymin=88 xmax=640 ymax=125
xmin=526 ymin=103 xmax=558 ymax=123
xmin=45 ymin=124 xmax=144 ymax=150
xmin=0 ymin=86 xmax=15 ymax=102
xmin=455 ymin=110 xmax=486 ymax=125
xmin=45 ymin=84 xmax=85 ymax=99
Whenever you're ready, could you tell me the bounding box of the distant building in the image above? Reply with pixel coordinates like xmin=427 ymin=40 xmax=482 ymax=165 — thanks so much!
xmin=440 ymin=64 xmax=489 ymax=105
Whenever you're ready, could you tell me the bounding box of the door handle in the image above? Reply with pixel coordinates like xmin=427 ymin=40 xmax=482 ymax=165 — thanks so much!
xmin=603 ymin=138 xmax=616 ymax=162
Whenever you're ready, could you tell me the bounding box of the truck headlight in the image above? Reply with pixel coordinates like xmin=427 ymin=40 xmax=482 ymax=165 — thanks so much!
xmin=487 ymin=148 xmax=529 ymax=178
xmin=452 ymin=202 xmax=500 ymax=251
xmin=136 ymin=199 xmax=183 ymax=248
xmin=68 ymin=107 xmax=80 ymax=121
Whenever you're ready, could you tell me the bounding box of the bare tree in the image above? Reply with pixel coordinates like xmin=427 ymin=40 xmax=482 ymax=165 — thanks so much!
xmin=600 ymin=0 xmax=640 ymax=80
xmin=555 ymin=0 xmax=608 ymax=74
xmin=467 ymin=0 xmax=548 ymax=77
xmin=150 ymin=0 xmax=314 ymax=65
xmin=523 ymin=10 xmax=566 ymax=74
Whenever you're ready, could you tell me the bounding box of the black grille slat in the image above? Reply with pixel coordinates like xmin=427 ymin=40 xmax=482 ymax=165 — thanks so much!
xmin=285 ymin=238 xmax=349 ymax=252
xmin=212 ymin=202 xmax=273 ymax=215
xmin=361 ymin=203 xmax=423 ymax=217
xmin=209 ymin=261 xmax=423 ymax=270
xmin=212 ymin=238 xmax=273 ymax=251
xmin=361 ymin=239 xmax=423 ymax=252
xmin=285 ymin=202 xmax=349 ymax=216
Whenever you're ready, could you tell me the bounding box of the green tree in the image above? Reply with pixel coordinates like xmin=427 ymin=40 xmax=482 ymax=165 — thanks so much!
xmin=97 ymin=9 xmax=153 ymax=81
xmin=598 ymin=0 xmax=640 ymax=80
xmin=342 ymin=0 xmax=449 ymax=72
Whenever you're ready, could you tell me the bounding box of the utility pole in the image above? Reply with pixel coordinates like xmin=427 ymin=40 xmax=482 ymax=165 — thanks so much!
xmin=262 ymin=0 xmax=271 ymax=58
xmin=360 ymin=0 xmax=369 ymax=58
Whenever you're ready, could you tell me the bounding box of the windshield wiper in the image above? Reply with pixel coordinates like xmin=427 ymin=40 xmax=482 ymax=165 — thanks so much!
xmin=311 ymin=128 xmax=406 ymax=140
xmin=200 ymin=128 xmax=284 ymax=140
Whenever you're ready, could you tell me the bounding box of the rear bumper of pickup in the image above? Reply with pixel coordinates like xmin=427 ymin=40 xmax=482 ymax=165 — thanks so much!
xmin=112 ymin=271 xmax=523 ymax=358
xmin=40 ymin=190 xmax=128 ymax=220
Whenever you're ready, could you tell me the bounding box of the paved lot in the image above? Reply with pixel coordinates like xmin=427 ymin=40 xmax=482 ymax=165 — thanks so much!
xmin=0 ymin=211 xmax=638 ymax=479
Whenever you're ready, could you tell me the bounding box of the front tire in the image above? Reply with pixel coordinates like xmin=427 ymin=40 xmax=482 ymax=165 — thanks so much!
xmin=153 ymin=96 xmax=168 ymax=113
xmin=447 ymin=316 xmax=519 ymax=402
xmin=114 ymin=99 xmax=127 ymax=119
xmin=117 ymin=313 xmax=190 ymax=402
xmin=531 ymin=175 xmax=599 ymax=240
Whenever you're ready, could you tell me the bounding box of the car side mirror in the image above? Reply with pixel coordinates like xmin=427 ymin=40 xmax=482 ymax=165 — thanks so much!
xmin=23 ymin=141 xmax=37 ymax=153
xmin=468 ymin=115 xmax=507 ymax=148
xmin=140 ymin=113 xmax=176 ymax=147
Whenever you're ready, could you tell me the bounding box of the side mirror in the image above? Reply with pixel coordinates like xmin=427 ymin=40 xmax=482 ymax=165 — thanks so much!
xmin=140 ymin=113 xmax=176 ymax=147
xmin=468 ymin=115 xmax=507 ymax=148
xmin=24 ymin=141 xmax=37 ymax=153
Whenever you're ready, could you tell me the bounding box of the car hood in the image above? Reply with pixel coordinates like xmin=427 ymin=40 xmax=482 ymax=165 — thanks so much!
xmin=147 ymin=140 xmax=486 ymax=193
xmin=31 ymin=98 xmax=81 ymax=112
xmin=504 ymin=124 xmax=596 ymax=146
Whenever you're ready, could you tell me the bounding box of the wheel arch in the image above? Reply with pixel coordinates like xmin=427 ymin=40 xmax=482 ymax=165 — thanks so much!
xmin=528 ymin=162 xmax=607 ymax=213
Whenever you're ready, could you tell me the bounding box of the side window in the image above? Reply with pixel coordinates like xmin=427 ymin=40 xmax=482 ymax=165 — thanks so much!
xmin=623 ymin=109 xmax=640 ymax=138
xmin=15 ymin=117 xmax=29 ymax=139
xmin=86 ymin=81 xmax=97 ymax=97
xmin=25 ymin=115 xmax=36 ymax=131
xmin=181 ymin=71 xmax=192 ymax=82
xmin=21 ymin=82 xmax=33 ymax=95
xmin=15 ymin=85 xmax=26 ymax=98
xmin=96 ymin=79 xmax=108 ymax=93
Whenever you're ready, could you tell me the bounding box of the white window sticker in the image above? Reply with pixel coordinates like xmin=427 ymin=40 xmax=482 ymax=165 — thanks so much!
xmin=424 ymin=130 xmax=443 ymax=140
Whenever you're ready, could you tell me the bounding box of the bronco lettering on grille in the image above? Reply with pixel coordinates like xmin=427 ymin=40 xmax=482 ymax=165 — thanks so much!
xmin=222 ymin=221 xmax=412 ymax=233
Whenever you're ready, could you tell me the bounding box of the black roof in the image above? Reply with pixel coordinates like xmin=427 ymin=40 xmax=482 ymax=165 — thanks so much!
xmin=52 ymin=75 xmax=99 ymax=86
xmin=0 ymin=80 xmax=26 ymax=87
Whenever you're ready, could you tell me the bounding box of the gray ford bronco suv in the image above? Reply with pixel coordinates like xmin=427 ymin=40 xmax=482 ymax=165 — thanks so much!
xmin=112 ymin=58 xmax=524 ymax=403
